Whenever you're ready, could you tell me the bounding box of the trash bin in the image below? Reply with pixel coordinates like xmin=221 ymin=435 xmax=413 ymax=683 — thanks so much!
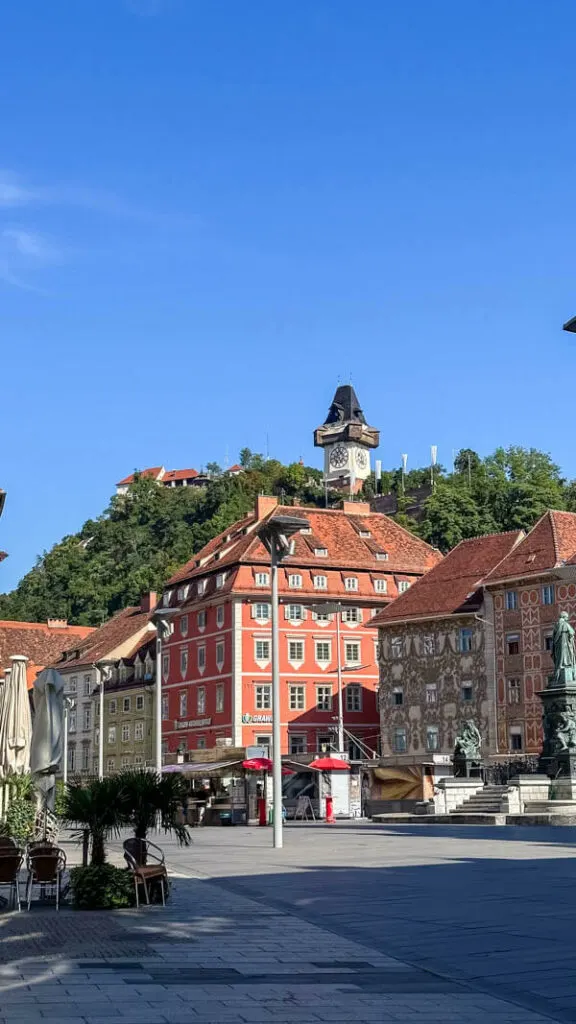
xmin=220 ymin=811 xmax=233 ymax=826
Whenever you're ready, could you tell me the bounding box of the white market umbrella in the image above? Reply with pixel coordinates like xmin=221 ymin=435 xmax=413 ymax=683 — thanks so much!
xmin=0 ymin=656 xmax=32 ymax=776
xmin=30 ymin=668 xmax=65 ymax=819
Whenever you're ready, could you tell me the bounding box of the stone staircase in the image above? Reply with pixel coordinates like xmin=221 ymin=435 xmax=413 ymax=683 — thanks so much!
xmin=450 ymin=784 xmax=511 ymax=821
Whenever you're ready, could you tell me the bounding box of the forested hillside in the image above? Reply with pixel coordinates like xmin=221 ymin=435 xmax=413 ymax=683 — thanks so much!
xmin=0 ymin=446 xmax=572 ymax=626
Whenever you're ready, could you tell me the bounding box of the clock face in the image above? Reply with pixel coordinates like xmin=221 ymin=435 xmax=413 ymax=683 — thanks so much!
xmin=330 ymin=444 xmax=348 ymax=469
xmin=355 ymin=448 xmax=368 ymax=469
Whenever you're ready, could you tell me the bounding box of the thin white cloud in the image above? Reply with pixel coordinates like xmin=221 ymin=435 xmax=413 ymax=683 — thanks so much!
xmin=2 ymin=228 xmax=57 ymax=261
xmin=0 ymin=227 xmax=59 ymax=293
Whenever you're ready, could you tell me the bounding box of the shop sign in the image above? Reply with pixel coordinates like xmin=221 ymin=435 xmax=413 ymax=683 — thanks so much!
xmin=242 ymin=713 xmax=273 ymax=724
xmin=175 ymin=717 xmax=212 ymax=730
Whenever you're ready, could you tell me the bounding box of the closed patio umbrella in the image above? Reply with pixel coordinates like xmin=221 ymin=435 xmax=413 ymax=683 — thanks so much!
xmin=0 ymin=656 xmax=32 ymax=776
xmin=30 ymin=668 xmax=65 ymax=814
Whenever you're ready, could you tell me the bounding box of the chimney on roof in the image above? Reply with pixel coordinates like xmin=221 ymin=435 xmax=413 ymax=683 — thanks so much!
xmin=342 ymin=500 xmax=370 ymax=515
xmin=256 ymin=495 xmax=278 ymax=520
xmin=140 ymin=591 xmax=158 ymax=613
xmin=47 ymin=618 xmax=68 ymax=629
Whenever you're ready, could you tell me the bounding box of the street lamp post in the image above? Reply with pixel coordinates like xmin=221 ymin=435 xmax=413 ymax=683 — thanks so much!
xmin=258 ymin=514 xmax=310 ymax=849
xmin=312 ymin=601 xmax=345 ymax=754
xmin=152 ymin=612 xmax=174 ymax=777
xmin=95 ymin=661 xmax=114 ymax=780
xmin=63 ymin=696 xmax=75 ymax=786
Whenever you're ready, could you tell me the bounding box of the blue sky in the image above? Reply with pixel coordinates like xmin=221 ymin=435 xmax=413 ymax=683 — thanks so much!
xmin=2 ymin=0 xmax=576 ymax=591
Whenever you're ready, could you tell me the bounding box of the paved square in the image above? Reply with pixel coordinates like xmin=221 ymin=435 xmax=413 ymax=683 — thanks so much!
xmin=0 ymin=822 xmax=574 ymax=1023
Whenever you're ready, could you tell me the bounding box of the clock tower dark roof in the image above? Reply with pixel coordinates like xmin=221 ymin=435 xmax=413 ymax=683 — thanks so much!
xmin=314 ymin=385 xmax=379 ymax=450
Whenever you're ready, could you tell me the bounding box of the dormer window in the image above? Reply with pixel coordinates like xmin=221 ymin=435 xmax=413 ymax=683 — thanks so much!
xmin=177 ymin=585 xmax=189 ymax=602
xmin=359 ymin=530 xmax=371 ymax=538
xmin=163 ymin=589 xmax=173 ymax=606
xmin=288 ymin=574 xmax=302 ymax=589
xmin=216 ymin=573 xmax=226 ymax=589
xmin=300 ymin=527 xmax=312 ymax=534
xmin=255 ymin=572 xmax=269 ymax=587
xmin=197 ymin=580 xmax=206 ymax=596
xmin=314 ymin=548 xmax=328 ymax=557
xmin=376 ymin=553 xmax=388 ymax=561
xmin=344 ymin=577 xmax=358 ymax=592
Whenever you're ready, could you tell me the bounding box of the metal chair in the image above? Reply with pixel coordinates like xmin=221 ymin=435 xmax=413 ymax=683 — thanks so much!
xmin=26 ymin=846 xmax=66 ymax=911
xmin=0 ymin=850 xmax=24 ymax=911
xmin=123 ymin=838 xmax=167 ymax=908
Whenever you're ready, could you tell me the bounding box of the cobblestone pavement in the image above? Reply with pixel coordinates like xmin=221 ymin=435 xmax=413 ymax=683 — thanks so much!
xmin=0 ymin=824 xmax=567 ymax=1023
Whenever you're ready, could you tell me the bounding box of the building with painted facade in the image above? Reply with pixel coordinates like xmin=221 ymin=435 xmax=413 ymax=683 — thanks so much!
xmin=159 ymin=495 xmax=440 ymax=761
xmin=99 ymin=635 xmax=156 ymax=773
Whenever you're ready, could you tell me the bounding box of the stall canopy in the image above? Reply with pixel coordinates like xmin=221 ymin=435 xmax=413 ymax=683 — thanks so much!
xmin=309 ymin=756 xmax=351 ymax=771
xmin=163 ymin=759 xmax=243 ymax=774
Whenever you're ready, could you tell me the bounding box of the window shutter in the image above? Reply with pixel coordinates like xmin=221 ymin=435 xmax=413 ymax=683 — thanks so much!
xmin=251 ymin=604 xmax=258 ymax=619
xmin=302 ymin=606 xmax=308 ymax=620
xmin=284 ymin=605 xmax=290 ymax=619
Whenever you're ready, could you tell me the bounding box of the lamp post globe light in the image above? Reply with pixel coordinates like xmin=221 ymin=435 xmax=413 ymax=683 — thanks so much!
xmin=257 ymin=514 xmax=310 ymax=849
xmin=151 ymin=609 xmax=176 ymax=777
xmin=63 ymin=696 xmax=76 ymax=786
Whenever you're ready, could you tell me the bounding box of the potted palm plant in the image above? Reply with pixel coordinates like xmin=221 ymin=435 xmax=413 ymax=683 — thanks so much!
xmin=64 ymin=775 xmax=127 ymax=866
xmin=118 ymin=769 xmax=191 ymax=862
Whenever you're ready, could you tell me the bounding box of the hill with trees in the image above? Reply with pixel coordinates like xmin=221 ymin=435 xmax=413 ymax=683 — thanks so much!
xmin=0 ymin=446 xmax=573 ymax=626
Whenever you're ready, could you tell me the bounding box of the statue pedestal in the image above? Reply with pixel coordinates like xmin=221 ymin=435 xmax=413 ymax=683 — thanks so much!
xmin=452 ymin=754 xmax=482 ymax=779
xmin=537 ymin=684 xmax=576 ymax=778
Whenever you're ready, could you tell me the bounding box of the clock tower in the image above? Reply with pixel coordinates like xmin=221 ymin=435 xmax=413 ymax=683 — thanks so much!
xmin=314 ymin=385 xmax=379 ymax=493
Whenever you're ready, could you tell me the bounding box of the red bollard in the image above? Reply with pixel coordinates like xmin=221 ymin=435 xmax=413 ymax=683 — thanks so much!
xmin=258 ymin=797 xmax=267 ymax=826
xmin=325 ymin=795 xmax=335 ymax=823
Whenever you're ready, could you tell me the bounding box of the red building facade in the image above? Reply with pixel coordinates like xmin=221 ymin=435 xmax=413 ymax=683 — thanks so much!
xmin=159 ymin=496 xmax=440 ymax=760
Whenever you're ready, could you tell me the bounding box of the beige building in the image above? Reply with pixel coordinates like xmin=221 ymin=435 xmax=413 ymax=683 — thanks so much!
xmin=100 ymin=636 xmax=156 ymax=773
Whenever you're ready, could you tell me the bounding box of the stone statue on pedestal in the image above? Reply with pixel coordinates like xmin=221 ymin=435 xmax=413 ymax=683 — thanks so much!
xmin=551 ymin=611 xmax=576 ymax=686
xmin=453 ymin=719 xmax=482 ymax=777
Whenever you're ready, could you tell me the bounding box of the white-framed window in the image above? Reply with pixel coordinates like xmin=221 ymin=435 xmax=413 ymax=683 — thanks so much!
xmin=317 ymin=734 xmax=334 ymax=754
xmin=179 ymin=691 xmax=187 ymax=717
xmin=289 ymin=684 xmax=305 ymax=710
xmin=289 ymin=734 xmax=306 ymax=754
xmin=180 ymin=614 xmax=189 ymax=637
xmin=177 ymin=585 xmax=189 ymax=602
xmin=314 ymin=547 xmax=328 ymax=557
xmin=345 ymin=641 xmax=360 ymax=665
xmin=505 ymin=591 xmax=518 ymax=611
xmin=216 ymin=573 xmax=226 ymax=589
xmin=83 ymin=674 xmax=91 ymax=697
xmin=134 ymin=658 xmax=143 ymax=681
xmin=82 ymin=747 xmax=90 ymax=771
xmin=216 ymin=605 xmax=225 ymax=628
xmin=162 ymin=652 xmax=170 ymax=680
xmin=286 ymin=604 xmax=304 ymax=621
xmin=254 ymin=602 xmax=270 ymax=620
xmin=376 ymin=552 xmax=388 ymax=561
xmin=106 ymin=758 xmax=115 ymax=773
xmin=423 ymin=635 xmax=435 ymax=656
xmin=426 ymin=683 xmax=437 ymax=704
xmin=315 ymin=640 xmax=331 ymax=663
xmin=216 ymin=641 xmax=225 ymax=668
xmin=508 ymin=678 xmax=521 ymax=704
xmin=314 ymin=575 xmax=328 ymax=590
xmin=134 ymin=721 xmax=144 ymax=741
xmin=344 ymin=577 xmax=358 ymax=592
xmin=392 ymin=687 xmax=403 ymax=706
xmin=119 ymin=662 xmax=127 ymax=684
xmin=374 ymin=578 xmax=388 ymax=593
xmin=255 ymin=572 xmax=270 ymax=587
xmin=426 ymin=725 xmax=439 ymax=751
xmin=162 ymin=694 xmax=169 ymax=719
xmin=197 ymin=610 xmax=206 ymax=630
xmin=391 ymin=637 xmax=404 ymax=658
xmin=197 ymin=580 xmax=206 ymax=596
xmin=68 ymin=709 xmax=77 ymax=733
xmin=359 ymin=529 xmax=371 ymax=538
xmin=288 ymin=574 xmax=302 ymax=589
xmin=509 ymin=725 xmax=523 ymax=751
xmin=108 ymin=699 xmax=117 ymax=715
xmin=121 ymin=756 xmax=131 ymax=769
xmin=346 ymin=684 xmax=362 ymax=712
xmin=255 ymin=685 xmax=271 ymax=710
xmin=342 ymin=607 xmax=360 ymax=623
xmin=180 ymin=648 xmax=188 ymax=678
xmin=288 ymin=639 xmax=304 ymax=662
xmin=216 ymin=685 xmax=224 ymax=713
xmin=393 ymin=727 xmax=407 ymax=753
xmin=197 ymin=736 xmax=206 ymax=750
xmin=461 ymin=682 xmax=473 ymax=702
xmin=123 ymin=697 xmax=131 ymax=712
xmin=136 ymin=695 xmax=144 ymax=711
xmin=316 ymin=685 xmax=332 ymax=711
xmin=122 ymin=724 xmax=130 ymax=743
xmin=68 ymin=746 xmax=76 ymax=771
xmin=107 ymin=725 xmax=116 ymax=744
xmin=255 ymin=639 xmax=270 ymax=662
xmin=197 ymin=645 xmax=206 ymax=670
xmin=398 ymin=580 xmax=411 ymax=594
xmin=144 ymin=654 xmax=154 ymax=679
xmin=197 ymin=686 xmax=206 ymax=714
xmin=313 ymin=609 xmax=330 ymax=622
xmin=542 ymin=584 xmax=554 ymax=606
xmin=459 ymin=628 xmax=473 ymax=653
xmin=506 ymin=633 xmax=520 ymax=656
xmin=82 ymin=707 xmax=91 ymax=731
xmin=69 ymin=676 xmax=77 ymax=693
xmin=255 ymin=734 xmax=271 ymax=754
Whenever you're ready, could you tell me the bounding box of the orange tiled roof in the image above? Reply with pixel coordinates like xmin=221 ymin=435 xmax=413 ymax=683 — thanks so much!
xmin=167 ymin=502 xmax=441 ymax=589
xmin=371 ymin=530 xmax=524 ymax=627
xmin=56 ymin=606 xmax=155 ymax=670
xmin=116 ymin=467 xmax=164 ymax=486
xmin=484 ymin=510 xmax=576 ymax=584
xmin=163 ymin=468 xmax=199 ymax=482
xmin=0 ymin=620 xmax=95 ymax=686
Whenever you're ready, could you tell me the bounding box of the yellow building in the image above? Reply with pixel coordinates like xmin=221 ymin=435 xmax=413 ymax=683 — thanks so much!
xmin=99 ymin=637 xmax=156 ymax=773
